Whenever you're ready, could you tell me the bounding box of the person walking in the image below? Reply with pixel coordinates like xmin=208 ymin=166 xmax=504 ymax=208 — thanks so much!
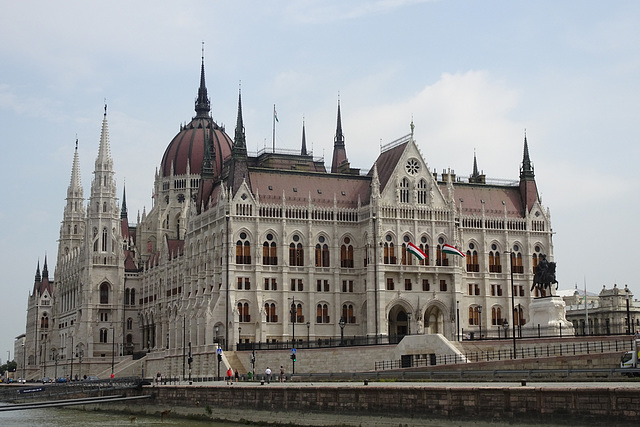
xmin=226 ymin=368 xmax=233 ymax=385
xmin=234 ymin=369 xmax=239 ymax=383
xmin=279 ymin=366 xmax=285 ymax=382
xmin=265 ymin=366 xmax=272 ymax=384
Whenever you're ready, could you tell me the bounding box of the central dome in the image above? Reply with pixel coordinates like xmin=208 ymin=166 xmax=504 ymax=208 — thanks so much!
xmin=160 ymin=117 xmax=232 ymax=178
xmin=159 ymin=57 xmax=232 ymax=178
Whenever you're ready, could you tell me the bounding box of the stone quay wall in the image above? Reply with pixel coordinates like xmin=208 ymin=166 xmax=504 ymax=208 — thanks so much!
xmin=117 ymin=384 xmax=640 ymax=424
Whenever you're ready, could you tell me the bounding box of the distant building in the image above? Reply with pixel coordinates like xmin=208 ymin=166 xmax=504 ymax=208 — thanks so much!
xmin=562 ymin=284 xmax=639 ymax=335
xmin=21 ymin=57 xmax=555 ymax=379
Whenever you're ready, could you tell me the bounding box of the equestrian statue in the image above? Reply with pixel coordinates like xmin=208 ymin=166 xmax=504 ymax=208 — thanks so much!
xmin=530 ymin=254 xmax=558 ymax=297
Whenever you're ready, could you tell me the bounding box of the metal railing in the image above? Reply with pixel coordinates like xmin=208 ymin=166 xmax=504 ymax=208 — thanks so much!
xmin=237 ymin=334 xmax=400 ymax=351
xmin=374 ymin=338 xmax=633 ymax=371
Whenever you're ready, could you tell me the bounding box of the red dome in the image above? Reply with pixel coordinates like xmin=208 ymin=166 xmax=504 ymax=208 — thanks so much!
xmin=160 ymin=117 xmax=232 ymax=178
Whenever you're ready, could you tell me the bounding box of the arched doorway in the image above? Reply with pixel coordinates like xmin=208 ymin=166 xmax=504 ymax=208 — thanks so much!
xmin=424 ymin=305 xmax=445 ymax=335
xmin=388 ymin=305 xmax=410 ymax=338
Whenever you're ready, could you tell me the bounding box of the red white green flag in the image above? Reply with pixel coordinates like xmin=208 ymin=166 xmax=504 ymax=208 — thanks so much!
xmin=407 ymin=242 xmax=427 ymax=261
xmin=443 ymin=243 xmax=465 ymax=258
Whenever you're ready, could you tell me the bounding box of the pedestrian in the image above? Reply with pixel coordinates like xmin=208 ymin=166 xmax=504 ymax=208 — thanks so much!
xmin=234 ymin=369 xmax=239 ymax=383
xmin=265 ymin=366 xmax=272 ymax=384
xmin=226 ymin=367 xmax=233 ymax=385
xmin=279 ymin=365 xmax=285 ymax=382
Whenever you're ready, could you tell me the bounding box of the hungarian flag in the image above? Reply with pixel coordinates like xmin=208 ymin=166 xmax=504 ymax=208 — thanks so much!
xmin=407 ymin=242 xmax=427 ymax=261
xmin=274 ymin=105 xmax=279 ymax=122
xmin=443 ymin=243 xmax=465 ymax=258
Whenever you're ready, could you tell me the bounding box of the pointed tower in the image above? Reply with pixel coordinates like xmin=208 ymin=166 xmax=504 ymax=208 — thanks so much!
xmin=331 ymin=99 xmax=350 ymax=173
xmin=519 ymin=131 xmax=539 ymax=213
xmin=301 ymin=117 xmax=308 ymax=156
xmin=469 ymin=151 xmax=486 ymax=184
xmin=195 ymin=49 xmax=211 ymax=119
xmin=58 ymin=139 xmax=86 ymax=262
xmin=226 ymin=87 xmax=250 ymax=195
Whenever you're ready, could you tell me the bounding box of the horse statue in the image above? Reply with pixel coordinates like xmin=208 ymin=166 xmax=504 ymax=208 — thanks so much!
xmin=530 ymin=254 xmax=558 ymax=297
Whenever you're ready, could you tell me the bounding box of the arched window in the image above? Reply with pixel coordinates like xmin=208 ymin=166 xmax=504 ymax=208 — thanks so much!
xmin=342 ymin=304 xmax=355 ymax=324
xmin=401 ymin=235 xmax=413 ymax=265
xmin=383 ymin=235 xmax=395 ymax=264
xmin=532 ymin=245 xmax=543 ymax=274
xmin=73 ymin=225 xmax=78 ymax=234
xmin=511 ymin=245 xmax=524 ymax=274
xmin=514 ymin=305 xmax=525 ymax=326
xmin=436 ymin=237 xmax=448 ymax=266
xmin=491 ymin=307 xmax=503 ymax=325
xmin=235 ymin=232 xmax=251 ymax=264
xmin=125 ymin=289 xmax=130 ymax=305
xmin=340 ymin=237 xmax=354 ymax=268
xmin=419 ymin=236 xmax=429 ymax=266
xmin=100 ymin=282 xmax=109 ymax=304
xmin=466 ymin=243 xmax=479 ymax=272
xmin=99 ymin=328 xmax=108 ymax=343
xmin=101 ymin=227 xmax=108 ymax=252
xmin=238 ymin=302 xmax=250 ymax=323
xmin=417 ymin=179 xmax=428 ymax=204
xmin=290 ymin=303 xmax=304 ymax=323
xmin=315 ymin=236 xmax=329 ymax=267
xmin=126 ymin=317 xmax=133 ymax=330
xmin=265 ymin=303 xmax=277 ymax=323
xmin=316 ymin=304 xmax=330 ymax=324
xmin=40 ymin=313 xmax=49 ymax=329
xmin=93 ymin=228 xmax=98 ymax=252
xmin=489 ymin=245 xmax=501 ymax=273
xmin=399 ymin=177 xmax=410 ymax=203
xmin=130 ymin=289 xmax=135 ymax=305
xmin=262 ymin=233 xmax=277 ymax=265
xmin=289 ymin=234 xmax=304 ymax=266
xmin=468 ymin=306 xmax=480 ymax=325
xmin=102 ymin=201 xmax=107 ymax=213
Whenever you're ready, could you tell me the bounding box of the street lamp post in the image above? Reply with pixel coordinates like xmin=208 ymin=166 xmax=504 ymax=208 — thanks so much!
xmin=70 ymin=335 xmax=73 ymax=381
xmin=21 ymin=341 xmax=25 ymax=380
xmin=625 ymin=285 xmax=631 ymax=335
xmin=456 ymin=301 xmax=460 ymax=341
xmin=306 ymin=321 xmax=310 ymax=348
xmin=339 ymin=317 xmax=346 ymax=345
xmin=290 ymin=301 xmax=296 ymax=348
xmin=478 ymin=306 xmax=482 ymax=339
xmin=111 ymin=328 xmax=115 ymax=378
xmin=53 ymin=350 xmax=58 ymax=381
xmin=505 ymin=250 xmax=518 ymax=358
xmin=238 ymin=326 xmax=242 ymax=350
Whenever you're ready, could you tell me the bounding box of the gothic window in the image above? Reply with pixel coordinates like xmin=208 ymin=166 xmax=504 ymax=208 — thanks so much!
xmin=342 ymin=280 xmax=353 ymax=292
xmin=238 ymin=302 xmax=250 ymax=323
xmin=235 ymin=232 xmax=251 ymax=264
xmin=316 ymin=304 xmax=330 ymax=324
xmin=291 ymin=303 xmax=304 ymax=323
xmin=405 ymin=158 xmax=420 ymax=175
xmin=419 ymin=236 xmax=429 ymax=266
xmin=401 ymin=235 xmax=413 ymax=266
xmin=340 ymin=237 xmax=354 ymax=268
xmin=290 ymin=279 xmax=303 ymax=292
xmin=130 ymin=289 xmax=135 ymax=305
xmin=126 ymin=317 xmax=133 ymax=330
xmin=93 ymin=228 xmax=98 ymax=252
xmin=289 ymin=234 xmax=304 ymax=266
xmin=262 ymin=233 xmax=277 ymax=265
xmin=417 ymin=179 xmax=428 ymax=204
xmin=386 ymin=278 xmax=394 ymax=290
xmin=99 ymin=282 xmax=109 ymax=304
xmin=265 ymin=303 xmax=277 ymax=323
xmin=103 ymin=202 xmax=107 ymax=213
xmin=489 ymin=244 xmax=502 ymax=273
xmin=511 ymin=245 xmax=524 ymax=274
xmin=399 ymin=177 xmax=410 ymax=203
xmin=264 ymin=278 xmax=277 ymax=291
xmin=40 ymin=313 xmax=49 ymax=329
xmin=492 ymin=307 xmax=503 ymax=325
xmin=125 ymin=289 xmax=130 ymax=305
xmin=67 ymin=225 xmax=71 ymax=235
xmin=532 ymin=245 xmax=543 ymax=274
xmin=466 ymin=243 xmax=479 ymax=272
xmin=469 ymin=306 xmax=480 ymax=325
xmin=315 ymin=236 xmax=329 ymax=267
xmin=101 ymin=227 xmax=107 ymax=252
xmin=342 ymin=304 xmax=355 ymax=324
xmin=436 ymin=237 xmax=448 ymax=266
xmin=514 ymin=305 xmax=525 ymax=326
xmin=73 ymin=225 xmax=78 ymax=234
xmin=99 ymin=328 xmax=108 ymax=343
xmin=383 ymin=235 xmax=396 ymax=264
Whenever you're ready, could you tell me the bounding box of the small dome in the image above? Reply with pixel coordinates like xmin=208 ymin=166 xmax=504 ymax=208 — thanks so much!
xmin=160 ymin=117 xmax=232 ymax=178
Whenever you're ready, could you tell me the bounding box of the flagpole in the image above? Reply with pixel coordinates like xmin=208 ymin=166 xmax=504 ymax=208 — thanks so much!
xmin=584 ymin=276 xmax=589 ymax=335
xmin=272 ymin=104 xmax=276 ymax=152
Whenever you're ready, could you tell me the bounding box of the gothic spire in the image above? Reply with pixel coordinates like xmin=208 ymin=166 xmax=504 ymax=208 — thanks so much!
xmin=472 ymin=150 xmax=479 ymax=177
xmin=331 ymin=97 xmax=348 ymax=173
xmin=121 ymin=184 xmax=128 ymax=219
xmin=69 ymin=138 xmax=82 ymax=194
xmin=520 ymin=130 xmax=535 ymax=180
xmin=194 ymin=43 xmax=211 ymax=118
xmin=301 ymin=117 xmax=308 ymax=156
xmin=233 ymin=84 xmax=246 ymax=151
xmin=34 ymin=260 xmax=41 ymax=283
xmin=95 ymin=104 xmax=113 ymax=171
xmin=42 ymin=255 xmax=49 ymax=280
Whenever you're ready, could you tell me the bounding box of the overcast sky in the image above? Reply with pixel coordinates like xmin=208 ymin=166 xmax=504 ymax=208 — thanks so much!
xmin=1 ymin=0 xmax=639 ymax=359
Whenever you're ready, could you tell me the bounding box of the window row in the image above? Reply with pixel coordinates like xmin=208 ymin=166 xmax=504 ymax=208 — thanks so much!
xmin=243 ymin=302 xmax=358 ymax=325
xmin=466 ymin=244 xmax=546 ymax=274
xmin=387 ymin=278 xmax=447 ymax=292
xmin=468 ymin=305 xmax=526 ymax=326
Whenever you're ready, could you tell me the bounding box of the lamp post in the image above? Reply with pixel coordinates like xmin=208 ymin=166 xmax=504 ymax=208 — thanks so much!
xmin=505 ymin=250 xmax=517 ymax=358
xmin=456 ymin=301 xmax=460 ymax=341
xmin=53 ymin=350 xmax=58 ymax=381
xmin=503 ymin=319 xmax=509 ymax=340
xmin=478 ymin=306 xmax=482 ymax=340
xmin=238 ymin=326 xmax=242 ymax=350
xmin=70 ymin=335 xmax=73 ymax=381
xmin=21 ymin=341 xmax=25 ymax=381
xmin=625 ymin=285 xmax=631 ymax=335
xmin=306 ymin=321 xmax=310 ymax=348
xmin=111 ymin=328 xmax=115 ymax=378
xmin=339 ymin=317 xmax=346 ymax=345
xmin=290 ymin=300 xmax=296 ymax=348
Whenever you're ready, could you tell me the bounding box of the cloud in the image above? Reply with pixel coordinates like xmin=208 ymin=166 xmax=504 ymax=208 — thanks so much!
xmin=284 ymin=0 xmax=435 ymax=24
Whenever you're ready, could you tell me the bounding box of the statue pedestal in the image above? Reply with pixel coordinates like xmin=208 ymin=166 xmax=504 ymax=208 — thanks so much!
xmin=529 ymin=296 xmax=575 ymax=336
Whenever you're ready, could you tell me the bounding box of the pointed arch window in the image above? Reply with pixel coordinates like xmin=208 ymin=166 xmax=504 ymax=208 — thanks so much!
xmin=436 ymin=238 xmax=448 ymax=266
xmin=93 ymin=228 xmax=98 ymax=252
xmin=491 ymin=306 xmax=503 ymax=325
xmin=316 ymin=304 xmax=330 ymax=324
xmin=262 ymin=233 xmax=277 ymax=265
xmin=315 ymin=236 xmax=330 ymax=267
xmin=289 ymin=234 xmax=304 ymax=266
xmin=401 ymin=235 xmax=413 ymax=265
xmin=383 ymin=235 xmax=396 ymax=264
xmin=342 ymin=304 xmax=355 ymax=324
xmin=399 ymin=177 xmax=410 ymax=203
xmin=40 ymin=313 xmax=49 ymax=329
xmin=126 ymin=317 xmax=133 ymax=330
xmin=290 ymin=302 xmax=304 ymax=323
xmin=235 ymin=232 xmax=251 ymax=264
xmin=489 ymin=245 xmax=502 ymax=273
xmin=532 ymin=245 xmax=543 ymax=274
xmin=417 ymin=179 xmax=428 ymax=204
xmin=265 ymin=303 xmax=277 ymax=323
xmin=469 ymin=306 xmax=480 ymax=325
xmin=99 ymin=282 xmax=109 ymax=304
xmin=419 ymin=236 xmax=429 ymax=266
xmin=101 ymin=227 xmax=108 ymax=252
xmin=511 ymin=246 xmax=524 ymax=274
xmin=466 ymin=243 xmax=479 ymax=272
xmin=102 ymin=201 xmax=107 ymax=213
xmin=238 ymin=302 xmax=251 ymax=323
xmin=99 ymin=328 xmax=108 ymax=343
xmin=340 ymin=237 xmax=354 ymax=268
